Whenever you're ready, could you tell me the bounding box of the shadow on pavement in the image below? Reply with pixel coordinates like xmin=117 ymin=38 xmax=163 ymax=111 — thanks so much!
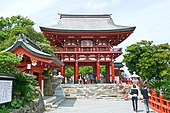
xmin=137 ymin=110 xmax=144 ymax=112
xmin=59 ymin=99 xmax=77 ymax=107
xmin=137 ymin=110 xmax=156 ymax=113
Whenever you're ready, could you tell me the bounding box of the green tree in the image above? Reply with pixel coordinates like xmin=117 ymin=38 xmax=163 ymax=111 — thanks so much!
xmin=0 ymin=15 xmax=54 ymax=55
xmin=0 ymin=52 xmax=21 ymax=74
xmin=123 ymin=40 xmax=170 ymax=81
xmin=65 ymin=66 xmax=74 ymax=79
xmin=0 ymin=52 xmax=38 ymax=108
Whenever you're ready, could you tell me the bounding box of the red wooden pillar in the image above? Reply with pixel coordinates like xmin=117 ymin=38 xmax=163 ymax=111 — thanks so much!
xmin=74 ymin=60 xmax=79 ymax=84
xmin=61 ymin=66 xmax=65 ymax=83
xmin=118 ymin=68 xmax=120 ymax=77
xmin=38 ymin=72 xmax=42 ymax=90
xmin=160 ymin=94 xmax=164 ymax=113
xmin=96 ymin=60 xmax=100 ymax=83
xmin=106 ymin=65 xmax=110 ymax=83
xmin=29 ymin=69 xmax=34 ymax=75
xmin=111 ymin=60 xmax=115 ymax=83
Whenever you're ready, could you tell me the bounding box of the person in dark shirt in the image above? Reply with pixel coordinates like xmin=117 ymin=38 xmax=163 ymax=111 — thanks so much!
xmin=130 ymin=84 xmax=139 ymax=112
xmin=141 ymin=84 xmax=150 ymax=113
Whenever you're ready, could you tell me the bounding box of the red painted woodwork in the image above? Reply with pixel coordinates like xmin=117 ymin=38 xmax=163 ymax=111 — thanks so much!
xmin=61 ymin=66 xmax=65 ymax=82
xmin=11 ymin=46 xmax=62 ymax=90
xmin=106 ymin=65 xmax=110 ymax=83
xmin=40 ymin=14 xmax=135 ymax=84
xmin=149 ymin=92 xmax=170 ymax=113
xmin=75 ymin=61 xmax=79 ymax=83
xmin=96 ymin=60 xmax=100 ymax=82
xmin=111 ymin=60 xmax=115 ymax=83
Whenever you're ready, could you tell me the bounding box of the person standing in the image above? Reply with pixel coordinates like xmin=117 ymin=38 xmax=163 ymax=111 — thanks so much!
xmin=130 ymin=84 xmax=139 ymax=112
xmin=141 ymin=84 xmax=150 ymax=113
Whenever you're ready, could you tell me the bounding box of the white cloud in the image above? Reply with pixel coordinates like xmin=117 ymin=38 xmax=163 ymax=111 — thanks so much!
xmin=86 ymin=1 xmax=108 ymax=9
xmin=0 ymin=0 xmax=56 ymax=17
xmin=111 ymin=0 xmax=120 ymax=5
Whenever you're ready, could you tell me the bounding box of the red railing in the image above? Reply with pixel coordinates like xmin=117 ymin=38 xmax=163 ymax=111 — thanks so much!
xmin=149 ymin=92 xmax=170 ymax=113
xmin=55 ymin=47 xmax=122 ymax=52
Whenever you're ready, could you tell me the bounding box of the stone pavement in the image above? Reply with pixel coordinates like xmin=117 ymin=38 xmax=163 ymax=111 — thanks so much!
xmin=44 ymin=98 xmax=156 ymax=113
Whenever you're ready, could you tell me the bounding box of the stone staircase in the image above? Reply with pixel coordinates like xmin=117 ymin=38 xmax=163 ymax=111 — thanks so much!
xmin=46 ymin=82 xmax=132 ymax=109
xmin=62 ymin=84 xmax=129 ymax=99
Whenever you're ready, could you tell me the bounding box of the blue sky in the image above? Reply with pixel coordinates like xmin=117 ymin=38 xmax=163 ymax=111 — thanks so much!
xmin=1 ymin=0 xmax=170 ymax=75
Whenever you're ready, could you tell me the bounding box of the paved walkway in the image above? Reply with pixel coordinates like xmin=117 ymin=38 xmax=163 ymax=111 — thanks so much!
xmin=44 ymin=98 xmax=156 ymax=113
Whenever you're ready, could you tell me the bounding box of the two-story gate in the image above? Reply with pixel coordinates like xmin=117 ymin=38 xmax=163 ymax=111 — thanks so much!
xmin=40 ymin=14 xmax=135 ymax=83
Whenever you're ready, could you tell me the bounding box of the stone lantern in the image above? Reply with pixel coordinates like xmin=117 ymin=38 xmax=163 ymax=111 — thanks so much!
xmin=131 ymin=72 xmax=140 ymax=85
xmin=53 ymin=71 xmax=65 ymax=97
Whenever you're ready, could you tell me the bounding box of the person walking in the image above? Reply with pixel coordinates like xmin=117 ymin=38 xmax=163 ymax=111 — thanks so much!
xmin=130 ymin=84 xmax=139 ymax=112
xmin=141 ymin=84 xmax=150 ymax=113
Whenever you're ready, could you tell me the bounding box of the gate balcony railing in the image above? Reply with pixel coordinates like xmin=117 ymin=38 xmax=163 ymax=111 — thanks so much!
xmin=55 ymin=47 xmax=122 ymax=52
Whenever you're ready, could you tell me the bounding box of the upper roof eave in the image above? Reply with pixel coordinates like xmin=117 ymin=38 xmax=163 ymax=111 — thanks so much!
xmin=58 ymin=13 xmax=112 ymax=18
xmin=40 ymin=26 xmax=136 ymax=33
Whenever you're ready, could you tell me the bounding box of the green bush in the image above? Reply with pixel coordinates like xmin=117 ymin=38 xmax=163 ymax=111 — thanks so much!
xmin=0 ymin=52 xmax=38 ymax=109
xmin=0 ymin=105 xmax=9 ymax=113
xmin=11 ymin=96 xmax=23 ymax=109
xmin=11 ymin=73 xmax=38 ymax=108
xmin=148 ymin=79 xmax=170 ymax=100
xmin=0 ymin=52 xmax=21 ymax=75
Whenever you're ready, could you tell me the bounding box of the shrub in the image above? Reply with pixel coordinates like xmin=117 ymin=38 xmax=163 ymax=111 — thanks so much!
xmin=11 ymin=73 xmax=38 ymax=108
xmin=147 ymin=79 xmax=170 ymax=100
xmin=0 ymin=105 xmax=9 ymax=113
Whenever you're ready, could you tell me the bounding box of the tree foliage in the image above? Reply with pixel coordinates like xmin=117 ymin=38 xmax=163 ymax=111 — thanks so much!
xmin=123 ymin=40 xmax=170 ymax=81
xmin=0 ymin=52 xmax=37 ymax=108
xmin=0 ymin=15 xmax=51 ymax=109
xmin=0 ymin=15 xmax=54 ymax=55
xmin=0 ymin=52 xmax=21 ymax=74
xmin=11 ymin=73 xmax=38 ymax=108
xmin=65 ymin=66 xmax=106 ymax=80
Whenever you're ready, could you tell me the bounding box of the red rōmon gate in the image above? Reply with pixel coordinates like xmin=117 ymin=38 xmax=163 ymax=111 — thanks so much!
xmin=40 ymin=14 xmax=136 ymax=83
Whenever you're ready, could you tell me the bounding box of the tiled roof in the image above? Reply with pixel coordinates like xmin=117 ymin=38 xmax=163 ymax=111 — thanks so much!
xmin=3 ymin=34 xmax=64 ymax=66
xmin=114 ymin=62 xmax=124 ymax=68
xmin=40 ymin=14 xmax=135 ymax=32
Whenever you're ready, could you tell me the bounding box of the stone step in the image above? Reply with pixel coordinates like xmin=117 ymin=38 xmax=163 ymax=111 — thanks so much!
xmin=44 ymin=96 xmax=56 ymax=104
xmin=44 ymin=96 xmax=65 ymax=108
xmin=61 ymin=84 xmax=128 ymax=99
xmin=52 ymin=97 xmax=65 ymax=108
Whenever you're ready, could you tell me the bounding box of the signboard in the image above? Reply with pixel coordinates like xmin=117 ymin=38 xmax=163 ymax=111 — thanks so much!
xmin=81 ymin=40 xmax=93 ymax=47
xmin=0 ymin=80 xmax=13 ymax=104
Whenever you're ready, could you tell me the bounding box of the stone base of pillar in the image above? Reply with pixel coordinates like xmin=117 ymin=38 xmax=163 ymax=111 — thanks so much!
xmin=96 ymin=80 xmax=100 ymax=83
xmin=74 ymin=80 xmax=78 ymax=84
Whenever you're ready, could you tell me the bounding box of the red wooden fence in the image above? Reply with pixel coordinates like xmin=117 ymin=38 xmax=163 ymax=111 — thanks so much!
xmin=149 ymin=92 xmax=170 ymax=113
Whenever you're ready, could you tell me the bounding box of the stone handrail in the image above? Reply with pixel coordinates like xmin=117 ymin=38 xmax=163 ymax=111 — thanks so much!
xmin=149 ymin=92 xmax=170 ymax=113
